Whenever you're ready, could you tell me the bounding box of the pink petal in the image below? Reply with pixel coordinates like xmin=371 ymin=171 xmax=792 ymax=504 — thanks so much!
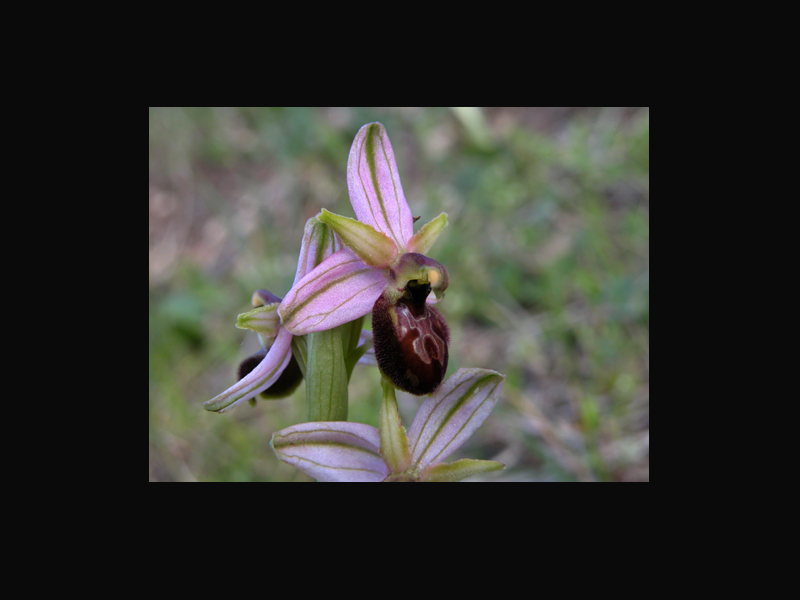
xmin=203 ymin=327 xmax=294 ymax=413
xmin=271 ymin=421 xmax=389 ymax=482
xmin=407 ymin=368 xmax=505 ymax=468
xmin=279 ymin=248 xmax=387 ymax=335
xmin=293 ymin=215 xmax=342 ymax=286
xmin=347 ymin=123 xmax=413 ymax=250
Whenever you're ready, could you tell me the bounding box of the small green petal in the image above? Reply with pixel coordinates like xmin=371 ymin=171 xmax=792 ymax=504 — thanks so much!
xmin=407 ymin=368 xmax=506 ymax=468
xmin=407 ymin=212 xmax=448 ymax=256
xmin=290 ymin=335 xmax=307 ymax=378
xmin=419 ymin=459 xmax=505 ymax=482
xmin=235 ymin=303 xmax=281 ymax=346
xmin=318 ymin=208 xmax=398 ymax=269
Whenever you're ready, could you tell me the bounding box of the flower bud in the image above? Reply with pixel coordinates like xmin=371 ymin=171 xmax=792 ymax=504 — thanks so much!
xmin=372 ymin=275 xmax=450 ymax=396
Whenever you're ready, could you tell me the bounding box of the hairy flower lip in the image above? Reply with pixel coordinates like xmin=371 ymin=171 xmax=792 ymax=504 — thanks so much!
xmin=371 ymin=289 xmax=450 ymax=396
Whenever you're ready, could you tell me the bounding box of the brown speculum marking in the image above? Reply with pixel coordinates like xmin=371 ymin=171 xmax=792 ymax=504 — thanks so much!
xmin=371 ymin=279 xmax=449 ymax=396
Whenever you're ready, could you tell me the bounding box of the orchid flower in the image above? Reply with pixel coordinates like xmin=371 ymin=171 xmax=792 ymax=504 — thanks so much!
xmin=270 ymin=368 xmax=506 ymax=482
xmin=279 ymin=123 xmax=451 ymax=395
xmin=203 ymin=216 xmax=343 ymax=413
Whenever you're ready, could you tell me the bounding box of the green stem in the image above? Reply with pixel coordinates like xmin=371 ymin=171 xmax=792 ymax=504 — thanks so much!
xmin=305 ymin=323 xmax=349 ymax=421
xmin=290 ymin=336 xmax=307 ymax=379
xmin=343 ymin=315 xmax=365 ymax=379
xmin=379 ymin=377 xmax=411 ymax=473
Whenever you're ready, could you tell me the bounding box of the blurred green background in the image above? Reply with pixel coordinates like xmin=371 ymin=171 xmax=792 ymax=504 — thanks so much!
xmin=149 ymin=107 xmax=649 ymax=482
